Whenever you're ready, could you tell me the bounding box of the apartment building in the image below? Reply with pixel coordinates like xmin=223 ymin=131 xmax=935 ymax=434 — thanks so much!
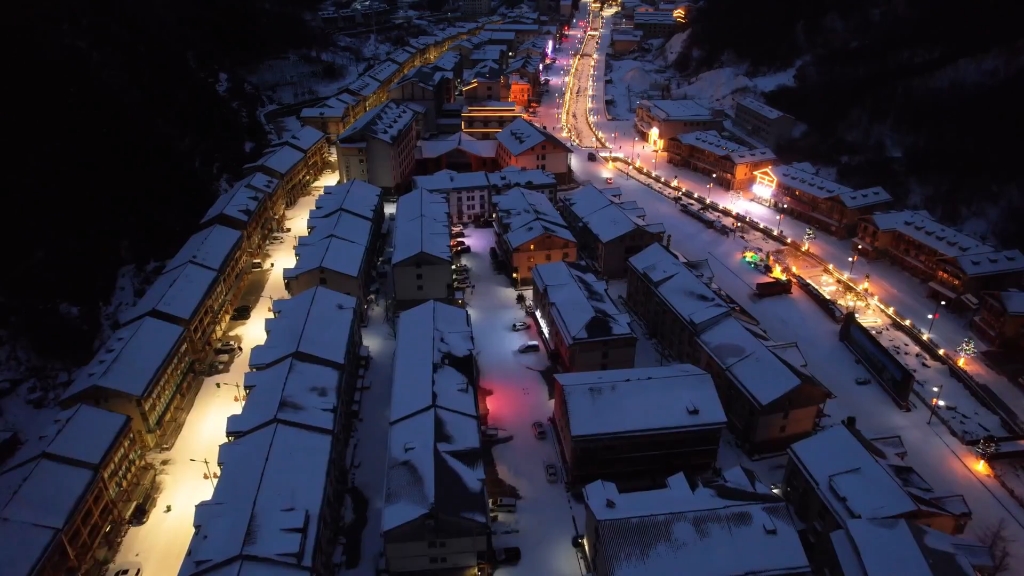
xmin=249 ymin=287 xmax=361 ymax=372
xmin=559 ymin=185 xmax=665 ymax=278
xmin=414 ymin=167 xmax=558 ymax=223
xmin=667 ymin=130 xmax=776 ymax=191
xmin=382 ymin=301 xmax=489 ymax=573
xmin=462 ymin=62 xmax=508 ymax=103
xmin=610 ymin=28 xmax=643 ymax=54
xmin=509 ymin=74 xmax=532 ymax=106
xmin=493 ymin=187 xmax=578 ymax=287
xmin=632 ymin=10 xmax=682 ymax=38
xmin=483 ymin=23 xmax=541 ymax=49
xmin=971 ymin=290 xmax=1024 ymax=348
xmin=469 ymin=47 xmax=507 ymax=70
xmin=417 ymin=132 xmax=500 ymax=175
xmin=307 ymin=179 xmax=386 ymax=257
xmin=272 ymin=126 xmax=331 ymax=178
xmin=60 ymin=317 xmax=191 ymax=448
xmin=855 ymin=210 xmax=1024 ymax=299
xmin=733 ymin=96 xmax=795 ymax=147
xmin=635 ymin=99 xmax=725 ymax=150
xmin=300 ymin=93 xmax=361 ymax=137
xmin=506 ymin=56 xmax=542 ymax=93
xmin=336 ymin=101 xmax=419 ymax=196
xmin=626 ymin=244 xmax=830 ymax=451
xmin=120 ymin=225 xmax=244 ymax=357
xmin=392 ymin=189 xmax=454 ymax=310
xmin=0 ymin=405 xmax=150 ymax=576
xmin=461 ymin=0 xmax=492 ymax=17
xmin=828 ymin=519 xmax=996 ymax=576
xmin=243 ymin=145 xmax=308 ymax=208
xmin=532 ymin=261 xmax=636 ymax=371
xmin=785 ymin=420 xmax=973 ymax=568
xmin=495 ymin=118 xmax=573 ymax=184
xmin=553 ymin=365 xmax=725 ymax=488
xmin=390 ymin=65 xmax=455 ymax=134
xmin=461 ymin=101 xmax=523 ymax=139
xmin=582 ymin=469 xmax=811 ymax=576
xmin=758 ymin=164 xmax=893 ymax=237
xmin=200 ymin=173 xmax=281 ymax=257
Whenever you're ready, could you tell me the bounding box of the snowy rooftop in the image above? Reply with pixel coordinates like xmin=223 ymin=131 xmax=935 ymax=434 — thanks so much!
xmin=433 ymin=50 xmax=461 ymax=71
xmin=868 ymin=210 xmax=992 ymax=258
xmin=201 ymin=174 xmax=277 ymax=227
xmin=697 ymin=316 xmax=801 ymax=407
xmin=788 ymin=426 xmax=919 ymax=525
xmin=735 ymin=96 xmax=787 ymax=120
xmin=563 ymin=185 xmax=664 ymax=242
xmin=774 ymin=164 xmax=852 ymax=199
xmin=628 ymin=244 xmax=732 ymax=328
xmin=345 ymin=76 xmax=382 ymax=98
xmin=640 ymin=99 xmax=713 ymax=121
xmin=417 ymin=133 xmax=499 ymax=161
xmin=119 ymin=262 xmax=218 ymax=325
xmin=583 ymin=472 xmax=808 ymax=575
xmin=309 ymin=179 xmax=382 ymax=221
xmin=493 ymin=187 xmax=575 ymax=248
xmin=249 ymin=287 xmax=357 ymax=369
xmin=495 ymin=117 xmax=568 ymax=156
xmin=304 ymin=209 xmax=374 ymax=247
xmin=393 ymin=189 xmax=451 ymax=264
xmin=228 ymin=358 xmax=341 ymax=438
xmin=388 ymin=46 xmax=416 ymax=65
xmin=301 ymin=106 xmax=347 ymax=120
xmin=633 ymin=11 xmax=679 ymax=24
xmin=414 ymin=168 xmax=491 ymax=191
xmin=533 ymin=262 xmax=633 ymax=344
xmin=180 ymin=423 xmax=331 ymax=575
xmin=390 ymin=301 xmax=477 ymax=423
xmin=64 ymin=316 xmax=184 ymax=400
xmin=165 ymin=225 xmax=242 ymax=273
xmin=487 ymin=167 xmax=556 ymax=188
xmin=611 ymin=29 xmax=644 ymax=41
xmin=2 ymin=405 xmax=127 ymax=473
xmin=366 ymin=60 xmax=400 ymax=83
xmin=837 ymin=185 xmax=893 ymax=209
xmin=676 ymin=130 xmax=748 ymax=156
xmin=954 ymin=249 xmax=1024 ymax=277
xmin=469 ymin=48 xmax=503 ymax=61
xmin=286 ymin=236 xmax=368 ymax=279
xmin=273 ymin=126 xmax=327 ymax=153
xmin=338 ymin=101 xmax=417 ymax=144
xmin=995 ymin=290 xmax=1024 ymax=315
xmin=246 ymin=145 xmax=306 ymax=178
xmin=832 ymin=519 xmax=993 ymax=576
xmin=556 ymin=365 xmax=724 ymax=438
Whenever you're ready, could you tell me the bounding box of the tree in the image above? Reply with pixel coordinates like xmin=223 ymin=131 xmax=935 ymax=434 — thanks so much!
xmin=976 ymin=518 xmax=1013 ymax=574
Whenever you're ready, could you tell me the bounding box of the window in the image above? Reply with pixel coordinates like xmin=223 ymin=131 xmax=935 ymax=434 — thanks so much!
xmin=416 ymin=273 xmax=423 ymax=280
xmin=417 ymin=285 xmax=424 ymax=291
xmin=319 ymin=277 xmax=328 ymax=285
xmin=545 ymin=253 xmax=552 ymax=261
xmin=779 ymin=425 xmax=787 ymax=434
xmin=601 ymin=351 xmax=609 ymax=360
xmin=600 ymin=363 xmax=608 ymax=370
xmin=562 ymin=252 xmax=569 ymax=260
xmin=427 ymin=541 xmax=438 ymax=549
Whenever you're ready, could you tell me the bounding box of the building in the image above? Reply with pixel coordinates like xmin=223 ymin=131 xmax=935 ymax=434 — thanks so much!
xmin=390 ymin=65 xmax=455 ymax=134
xmin=200 ymin=173 xmax=281 ymax=257
xmin=582 ymin=468 xmax=811 ymax=576
xmin=272 ymin=126 xmax=331 ymax=179
xmin=392 ymin=189 xmax=454 ymax=310
xmin=121 ymin=225 xmax=245 ymax=356
xmin=0 ymin=405 xmax=151 ymax=576
xmin=414 ymin=167 xmax=558 ymax=223
xmin=552 ymin=365 xmax=725 ymax=488
xmin=60 ymin=318 xmax=191 ymax=448
xmin=284 ymin=182 xmax=385 ymax=321
xmin=634 ymin=99 xmax=724 ymax=149
xmin=733 ymin=96 xmax=795 ymax=147
xmin=248 ymin=287 xmax=361 ymax=372
xmin=492 ymin=187 xmax=577 ymax=287
xmin=758 ymin=164 xmax=893 ymax=237
xmin=559 ymin=185 xmax=665 ymax=278
xmin=666 ymin=130 xmax=776 ymax=191
xmin=300 ymin=93 xmax=361 ymax=137
xmin=971 ymin=290 xmax=1024 ymax=348
xmin=495 ymin=118 xmax=573 ymax=184
xmin=462 ymin=62 xmax=508 ymax=103
xmin=245 ymin=128 xmax=328 ymax=208
xmin=784 ymin=420 xmax=974 ymax=568
xmin=532 ymin=261 xmax=636 ymax=371
xmin=381 ymin=301 xmax=489 ymax=573
xmin=336 ymin=100 xmax=419 ymax=196
xmin=461 ymin=101 xmax=523 ymax=139
xmin=626 ymin=244 xmax=830 ymax=451
xmin=855 ymin=210 xmax=1024 ymax=299
xmin=828 ymin=519 xmax=995 ymax=576
xmin=508 ymin=74 xmax=532 ymax=106
xmin=469 ymin=47 xmax=507 ymax=70
xmin=483 ymin=23 xmax=541 ymax=48
xmin=610 ymin=29 xmax=643 ymax=54
xmin=632 ymin=10 xmax=682 ymax=38
xmin=461 ymin=0 xmax=492 ymax=17
xmin=417 ymin=132 xmax=501 ymax=176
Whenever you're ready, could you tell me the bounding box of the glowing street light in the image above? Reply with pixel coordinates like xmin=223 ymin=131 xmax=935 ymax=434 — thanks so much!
xmin=927 ymin=300 xmax=946 ymax=336
xmin=927 ymin=385 xmax=944 ymax=424
xmin=191 ymin=458 xmax=218 ymax=489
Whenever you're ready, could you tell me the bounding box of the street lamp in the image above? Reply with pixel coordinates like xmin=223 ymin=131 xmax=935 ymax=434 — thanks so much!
xmin=927 ymin=300 xmax=946 ymax=336
xmin=705 ymin=173 xmax=716 ymax=201
xmin=849 ymin=245 xmax=862 ymax=275
xmin=927 ymin=385 xmax=945 ymax=424
xmin=190 ymin=458 xmax=217 ymax=489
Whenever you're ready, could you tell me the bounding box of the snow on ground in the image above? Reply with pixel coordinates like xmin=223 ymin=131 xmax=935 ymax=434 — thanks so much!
xmin=654 ymin=30 xmax=689 ymax=67
xmin=248 ymin=49 xmax=363 ymax=104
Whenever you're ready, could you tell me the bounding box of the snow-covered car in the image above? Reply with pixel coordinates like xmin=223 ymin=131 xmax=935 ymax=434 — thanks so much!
xmin=855 ymin=376 xmax=871 ymax=385
xmin=489 ymin=497 xmax=517 ymax=513
xmin=545 ymin=463 xmax=559 ymax=483
xmin=214 ymin=341 xmax=239 ymax=355
xmin=454 ymin=280 xmax=471 ymax=290
xmin=532 ymin=421 xmax=547 ymax=439
xmin=450 ymin=224 xmax=464 ymax=233
xmin=519 ymin=341 xmax=540 ymax=353
xmin=453 ymin=263 xmax=469 ymax=272
xmin=512 ymin=321 xmax=530 ymax=331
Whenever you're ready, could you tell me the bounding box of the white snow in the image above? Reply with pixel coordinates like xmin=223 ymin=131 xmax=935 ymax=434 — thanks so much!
xmin=309 ymin=180 xmax=383 ymax=221
xmin=245 ymin=145 xmax=305 ymax=178
xmin=392 ymin=189 xmax=451 ymax=264
xmin=249 ymin=286 xmax=358 ymax=369
xmin=562 ymin=185 xmax=664 ymax=242
xmin=226 ymin=358 xmax=341 ymax=437
xmin=202 ymin=174 xmax=279 ymax=229
xmin=628 ymin=243 xmax=733 ymax=328
xmin=4 ymin=404 xmax=128 ymax=470
xmin=287 ymin=236 xmax=368 ymax=279
xmin=698 ymin=316 xmax=803 ymax=407
xmin=165 ymin=226 xmax=243 ymax=273
xmin=495 ymin=117 xmax=549 ymax=156
xmin=303 ymin=210 xmax=374 ymax=246
xmin=118 ymin=263 xmax=218 ymax=326
xmin=533 ymin=261 xmax=633 ymax=343
xmin=493 ymin=187 xmax=575 ymax=248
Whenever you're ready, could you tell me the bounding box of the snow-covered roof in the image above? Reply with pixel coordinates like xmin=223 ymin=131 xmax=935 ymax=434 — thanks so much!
xmin=954 ymin=249 xmax=1024 ymax=278
xmin=788 ymin=426 xmax=919 ymax=524
xmin=832 ymin=519 xmax=993 ymax=576
xmin=533 ymin=262 xmax=633 ymax=344
xmin=583 ymin=472 xmax=808 ymax=575
xmin=180 ymin=423 xmax=330 ymax=575
xmin=249 ymin=287 xmax=357 ymax=369
xmin=867 ymin=210 xmax=992 ymax=258
xmin=563 ymin=185 xmax=664 ymax=243
xmin=388 ymin=46 xmax=417 ymax=65
xmin=2 ymin=405 xmax=127 ymax=473
xmin=304 ymin=209 xmax=374 ymax=247
xmin=773 ymin=164 xmax=852 ymax=199
xmin=611 ymin=29 xmax=643 ymax=41
xmin=338 ymin=101 xmax=417 ymax=144
xmin=286 ymin=235 xmax=368 ymax=279
xmin=300 ymin=106 xmax=347 ymax=120
xmin=628 ymin=244 xmax=732 ymax=328
xmin=63 ymin=316 xmax=184 ymax=401
xmin=228 ymin=358 xmax=341 ymax=438
xmin=393 ymin=189 xmax=451 ymax=264
xmin=493 ymin=187 xmax=575 ymax=248
xmin=274 ymin=126 xmax=327 ymax=153
xmin=469 ymin=47 xmax=503 ymax=61
xmin=640 ymin=99 xmax=713 ymax=121
xmin=165 ymin=225 xmax=242 ymax=273
xmin=556 ymin=365 xmax=724 ymax=438
xmin=735 ymin=96 xmax=787 ymax=120
xmin=487 ymin=167 xmax=556 ymax=188
xmin=119 ymin=262 xmax=218 ymax=326
xmin=995 ymin=290 xmax=1024 ymax=315
xmin=366 ymin=60 xmax=400 ymax=83
xmin=309 ymin=179 xmax=382 ymax=221
xmin=201 ymin=173 xmax=277 ymax=227
xmin=390 ymin=301 xmax=477 ymax=423
xmin=495 ymin=117 xmax=568 ymax=156
xmin=346 ymin=76 xmax=382 ymax=98
xmin=837 ymin=185 xmax=893 ymax=209
xmin=414 ymin=168 xmax=491 ymax=191
xmin=676 ymin=130 xmax=747 ymax=155
xmin=697 ymin=316 xmax=801 ymax=407
xmin=245 ymin=145 xmax=306 ymax=178
xmin=417 ymin=133 xmax=499 ymax=161
xmin=433 ymin=50 xmax=462 ymax=71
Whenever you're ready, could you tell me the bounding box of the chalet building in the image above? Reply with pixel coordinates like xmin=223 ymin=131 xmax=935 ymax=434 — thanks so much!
xmin=626 ymin=244 xmax=829 ymax=451
xmin=493 ymin=187 xmax=578 ymax=287
xmin=634 ymin=99 xmax=725 ymax=148
xmin=582 ymin=469 xmax=811 ymax=576
xmin=244 ymin=127 xmax=327 ymax=209
xmin=462 ymin=63 xmax=509 ymax=104
xmin=336 ymin=101 xmax=419 ymax=197
xmin=785 ymin=419 xmax=974 ymax=569
xmin=0 ymin=406 xmax=151 ymax=575
xmin=552 ymin=365 xmax=725 ymax=489
xmin=391 ymin=189 xmax=454 ymax=310
xmin=559 ymin=185 xmax=665 ymax=278
xmin=495 ymin=118 xmax=573 ymax=184
xmin=632 ymin=10 xmax=683 ymax=38
xmin=389 ymin=65 xmax=455 ymax=134
xmin=855 ymin=210 xmax=1024 ymax=301
xmin=758 ymin=164 xmax=893 ymax=238
xmin=610 ymin=29 xmax=643 ymax=55
xmin=416 ymin=132 xmax=501 ymax=176
xmin=532 ymin=261 xmax=637 ymax=372
xmin=414 ymin=166 xmax=557 ymax=223
xmin=272 ymin=126 xmax=331 ymax=180
xmin=666 ymin=130 xmax=776 ymax=191
xmin=828 ymin=519 xmax=996 ymax=576
xmin=971 ymin=290 xmax=1024 ymax=349
xmin=381 ymin=302 xmax=489 ymax=573
xmin=461 ymin=101 xmax=523 ymax=139
xmin=200 ymin=173 xmax=281 ymax=257
xmin=300 ymin=93 xmax=362 ymax=137
xmin=733 ymin=97 xmax=795 ymax=147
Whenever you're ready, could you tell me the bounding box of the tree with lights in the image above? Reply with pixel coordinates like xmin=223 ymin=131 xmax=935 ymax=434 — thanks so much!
xmin=956 ymin=338 xmax=977 ymax=363
xmin=976 ymin=434 xmax=999 ymax=462
xmin=802 ymin=227 xmax=816 ymax=250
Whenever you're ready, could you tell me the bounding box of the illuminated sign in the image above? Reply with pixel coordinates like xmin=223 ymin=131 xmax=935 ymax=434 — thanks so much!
xmin=547 ymin=39 xmax=553 ymax=55
xmin=752 ymin=167 xmax=777 ymax=198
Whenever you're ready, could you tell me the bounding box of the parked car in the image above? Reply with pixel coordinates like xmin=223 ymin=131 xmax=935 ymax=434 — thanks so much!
xmin=450 ymin=224 xmax=464 ymax=233
xmin=451 ymin=239 xmax=467 ymax=248
xmin=587 ymin=152 xmax=597 ymax=161
xmin=454 ymin=274 xmax=470 ymax=283
xmin=130 ymin=492 xmax=156 ymax=526
xmin=532 ymin=421 xmax=547 ymax=439
xmin=454 ymin=280 xmax=471 ymax=290
xmin=214 ymin=341 xmax=239 ymax=355
xmin=495 ymin=547 xmax=522 ymax=565
xmin=251 ymin=260 xmax=264 ymax=270
xmin=605 ymin=177 xmax=614 ymax=184
xmin=855 ymin=376 xmax=872 ymax=385
xmin=230 ymin=309 xmax=251 ymax=321
xmin=489 ymin=246 xmax=499 ymax=260
xmin=512 ymin=321 xmax=530 ymax=331
xmin=519 ymin=341 xmax=541 ymax=353
xmin=451 ymin=230 xmax=466 ymax=239
xmin=545 ymin=463 xmax=559 ymax=483
xmin=453 ymin=263 xmax=470 ymax=272
xmin=489 ymin=497 xmax=517 ymax=513
xmin=110 ymin=564 xmax=143 ymax=576
xmin=456 ymin=245 xmax=472 ymax=254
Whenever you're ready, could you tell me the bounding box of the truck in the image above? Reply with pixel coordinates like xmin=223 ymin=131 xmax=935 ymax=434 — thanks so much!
xmin=755 ymin=279 xmax=793 ymax=297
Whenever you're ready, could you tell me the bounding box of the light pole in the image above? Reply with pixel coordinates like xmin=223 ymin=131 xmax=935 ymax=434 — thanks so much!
xmin=927 ymin=300 xmax=946 ymax=336
xmin=777 ymin=214 xmax=784 ymax=235
xmin=191 ymin=458 xmax=217 ymax=489
xmin=705 ymin=173 xmax=716 ymax=201
xmin=849 ymin=246 xmax=862 ymax=275
xmin=927 ymin=385 xmax=945 ymax=424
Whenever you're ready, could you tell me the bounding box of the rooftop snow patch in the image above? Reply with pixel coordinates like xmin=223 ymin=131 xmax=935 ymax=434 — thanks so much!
xmin=249 ymin=287 xmax=357 ymax=370
xmin=228 ymin=358 xmax=341 ymax=438
xmin=201 ymin=173 xmax=278 ymax=227
xmin=338 ymin=101 xmax=417 ymax=144
xmin=833 ymin=519 xmax=994 ymax=576
xmin=118 ymin=262 xmax=218 ymax=326
xmin=697 ymin=316 xmax=802 ymax=407
xmin=245 ymin=145 xmax=306 ymax=177
xmin=164 ymin=225 xmax=242 ymax=273
xmin=63 ymin=316 xmax=184 ymax=401
xmin=274 ymin=126 xmax=327 ymax=153
xmin=640 ymin=99 xmax=713 ymax=121
xmin=286 ymin=236 xmax=368 ymax=279
xmin=493 ymin=187 xmax=575 ymax=248
xmin=735 ymin=96 xmax=786 ymax=120
xmin=837 ymin=186 xmax=892 ymax=209
xmin=2 ymin=405 xmax=127 ymax=473
xmin=495 ymin=117 xmax=567 ymax=156
xmin=308 ymin=180 xmax=382 ymax=221
xmin=955 ymin=249 xmax=1024 ymax=277
xmin=417 ymin=133 xmax=499 ymax=161
xmin=628 ymin=244 xmax=732 ymax=328
xmin=555 ymin=365 xmax=725 ymax=438
xmin=773 ymin=164 xmax=853 ymax=199
xmin=564 ymin=185 xmax=664 ymax=243
xmin=304 ymin=209 xmax=374 ymax=247
xmin=533 ymin=261 xmax=633 ymax=344
xmin=869 ymin=210 xmax=992 ymax=258
xmin=393 ymin=189 xmax=451 ymax=264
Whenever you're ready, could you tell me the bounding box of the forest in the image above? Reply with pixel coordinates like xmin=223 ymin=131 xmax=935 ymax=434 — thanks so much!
xmin=680 ymin=0 xmax=1024 ymax=247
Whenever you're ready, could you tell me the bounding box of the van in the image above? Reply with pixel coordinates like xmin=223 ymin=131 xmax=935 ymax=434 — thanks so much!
xmin=518 ymin=341 xmax=541 ymax=353
xmin=489 ymin=497 xmax=517 ymax=513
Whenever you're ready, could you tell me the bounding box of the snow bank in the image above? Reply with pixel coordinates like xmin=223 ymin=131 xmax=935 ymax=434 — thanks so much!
xmin=619 ymin=61 xmax=653 ymax=91
xmin=656 ymin=31 xmax=690 ymax=67
xmin=669 ymin=65 xmax=799 ymax=110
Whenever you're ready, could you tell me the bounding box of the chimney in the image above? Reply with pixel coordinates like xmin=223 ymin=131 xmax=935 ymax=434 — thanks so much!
xmin=605 ymin=498 xmax=617 ymax=509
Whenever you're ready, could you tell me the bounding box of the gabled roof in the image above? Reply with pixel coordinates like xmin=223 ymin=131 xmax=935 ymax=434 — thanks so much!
xmin=338 ymin=101 xmax=417 ymax=144
xmin=832 ymin=519 xmax=994 ymax=576
xmin=628 ymin=244 xmax=732 ymax=328
xmin=249 ymin=287 xmax=357 ymax=369
xmin=868 ymin=210 xmax=992 ymax=258
xmin=495 ymin=117 xmax=569 ymax=156
xmin=533 ymin=261 xmax=633 ymax=344
xmin=564 ymin=185 xmax=664 ymax=242
xmin=2 ymin=405 xmax=127 ymax=473
xmin=201 ymin=174 xmax=277 ymax=227
xmin=119 ymin=263 xmax=218 ymax=326
xmin=393 ymin=189 xmax=451 ymax=264
xmin=308 ymin=180 xmax=382 ymax=221
xmin=953 ymin=249 xmax=1024 ymax=278
xmin=165 ymin=225 xmax=242 ymax=273
xmin=245 ymin=145 xmax=306 ymax=178
xmin=286 ymin=236 xmax=368 ymax=279
xmin=228 ymin=358 xmax=341 ymax=437
xmin=274 ymin=126 xmax=327 ymax=153
xmin=417 ymin=133 xmax=499 ymax=161
xmin=698 ymin=316 xmax=803 ymax=407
